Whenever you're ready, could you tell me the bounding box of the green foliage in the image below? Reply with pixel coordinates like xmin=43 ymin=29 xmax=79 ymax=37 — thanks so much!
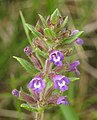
xmin=60 ymin=105 xmax=79 ymax=120
xmin=25 ymin=23 xmax=41 ymax=38
xmin=44 ymin=28 xmax=56 ymax=38
xmin=69 ymin=77 xmax=80 ymax=81
xmin=38 ymin=14 xmax=47 ymax=27
xmin=35 ymin=48 xmax=48 ymax=58
xmin=21 ymin=103 xmax=38 ymax=112
xmin=51 ymin=8 xmax=61 ymax=24
xmin=13 ymin=56 xmax=38 ymax=74
xmin=62 ymin=31 xmax=84 ymax=44
xmin=19 ymin=11 xmax=32 ymax=45
xmin=61 ymin=16 xmax=68 ymax=28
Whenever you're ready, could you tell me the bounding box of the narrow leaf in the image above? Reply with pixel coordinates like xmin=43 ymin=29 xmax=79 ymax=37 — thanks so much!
xmin=69 ymin=77 xmax=80 ymax=82
xmin=26 ymin=23 xmax=41 ymax=37
xmin=63 ymin=31 xmax=84 ymax=44
xmin=44 ymin=28 xmax=56 ymax=38
xmin=19 ymin=11 xmax=32 ymax=45
xmin=21 ymin=103 xmax=38 ymax=112
xmin=38 ymin=14 xmax=46 ymax=27
xmin=35 ymin=48 xmax=48 ymax=58
xmin=61 ymin=16 xmax=68 ymax=28
xmin=60 ymin=105 xmax=79 ymax=120
xmin=13 ymin=56 xmax=38 ymax=74
xmin=51 ymin=8 xmax=61 ymax=24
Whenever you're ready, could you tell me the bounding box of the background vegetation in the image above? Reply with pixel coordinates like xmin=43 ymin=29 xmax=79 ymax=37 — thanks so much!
xmin=0 ymin=0 xmax=97 ymax=120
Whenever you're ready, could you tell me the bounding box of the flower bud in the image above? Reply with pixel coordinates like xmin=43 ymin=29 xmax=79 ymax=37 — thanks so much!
xmin=45 ymin=86 xmax=54 ymax=100
xmin=19 ymin=91 xmax=36 ymax=104
xmin=24 ymin=46 xmax=32 ymax=55
xmin=30 ymin=54 xmax=42 ymax=71
xmin=12 ymin=89 xmax=19 ymax=97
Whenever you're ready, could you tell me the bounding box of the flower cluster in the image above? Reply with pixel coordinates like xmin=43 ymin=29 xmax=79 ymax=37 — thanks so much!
xmin=12 ymin=9 xmax=83 ymax=117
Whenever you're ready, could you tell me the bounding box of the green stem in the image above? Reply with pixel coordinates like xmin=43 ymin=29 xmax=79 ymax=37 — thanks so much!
xmin=35 ymin=111 xmax=44 ymax=120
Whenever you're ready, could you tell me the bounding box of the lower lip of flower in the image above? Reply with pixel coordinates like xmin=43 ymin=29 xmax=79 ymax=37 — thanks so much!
xmin=57 ymin=80 xmax=66 ymax=87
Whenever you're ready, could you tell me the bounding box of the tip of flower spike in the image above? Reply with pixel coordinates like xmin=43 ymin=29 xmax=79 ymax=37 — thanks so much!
xmin=12 ymin=89 xmax=19 ymax=97
xmin=24 ymin=46 xmax=32 ymax=55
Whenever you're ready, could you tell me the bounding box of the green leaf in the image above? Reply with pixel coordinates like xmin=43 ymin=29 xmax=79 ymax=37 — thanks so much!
xmin=61 ymin=16 xmax=68 ymax=28
xmin=60 ymin=105 xmax=79 ymax=120
xmin=62 ymin=31 xmax=84 ymax=44
xmin=51 ymin=8 xmax=61 ymax=24
xmin=21 ymin=103 xmax=38 ymax=112
xmin=38 ymin=14 xmax=46 ymax=27
xmin=35 ymin=48 xmax=48 ymax=58
xmin=44 ymin=28 xmax=56 ymax=38
xmin=69 ymin=77 xmax=80 ymax=81
xmin=19 ymin=11 xmax=32 ymax=45
xmin=25 ymin=23 xmax=41 ymax=37
xmin=13 ymin=56 xmax=38 ymax=74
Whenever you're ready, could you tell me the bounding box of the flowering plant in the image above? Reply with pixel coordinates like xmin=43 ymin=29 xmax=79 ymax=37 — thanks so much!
xmin=12 ymin=9 xmax=84 ymax=120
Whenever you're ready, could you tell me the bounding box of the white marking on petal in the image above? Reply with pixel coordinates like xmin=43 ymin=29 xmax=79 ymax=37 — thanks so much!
xmin=58 ymin=81 xmax=66 ymax=87
xmin=34 ymin=82 xmax=41 ymax=88
xmin=53 ymin=56 xmax=60 ymax=62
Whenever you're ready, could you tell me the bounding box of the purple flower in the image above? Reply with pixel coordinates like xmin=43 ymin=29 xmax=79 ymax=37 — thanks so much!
xmin=53 ymin=75 xmax=70 ymax=91
xmin=28 ymin=76 xmax=45 ymax=93
xmin=71 ymin=30 xmax=84 ymax=45
xmin=12 ymin=89 xmax=19 ymax=97
xmin=24 ymin=46 xmax=32 ymax=55
xmin=49 ymin=50 xmax=64 ymax=66
xmin=57 ymin=96 xmax=69 ymax=105
xmin=69 ymin=60 xmax=80 ymax=75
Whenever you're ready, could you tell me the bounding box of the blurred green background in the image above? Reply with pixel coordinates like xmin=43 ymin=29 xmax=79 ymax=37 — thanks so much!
xmin=0 ymin=0 xmax=97 ymax=120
